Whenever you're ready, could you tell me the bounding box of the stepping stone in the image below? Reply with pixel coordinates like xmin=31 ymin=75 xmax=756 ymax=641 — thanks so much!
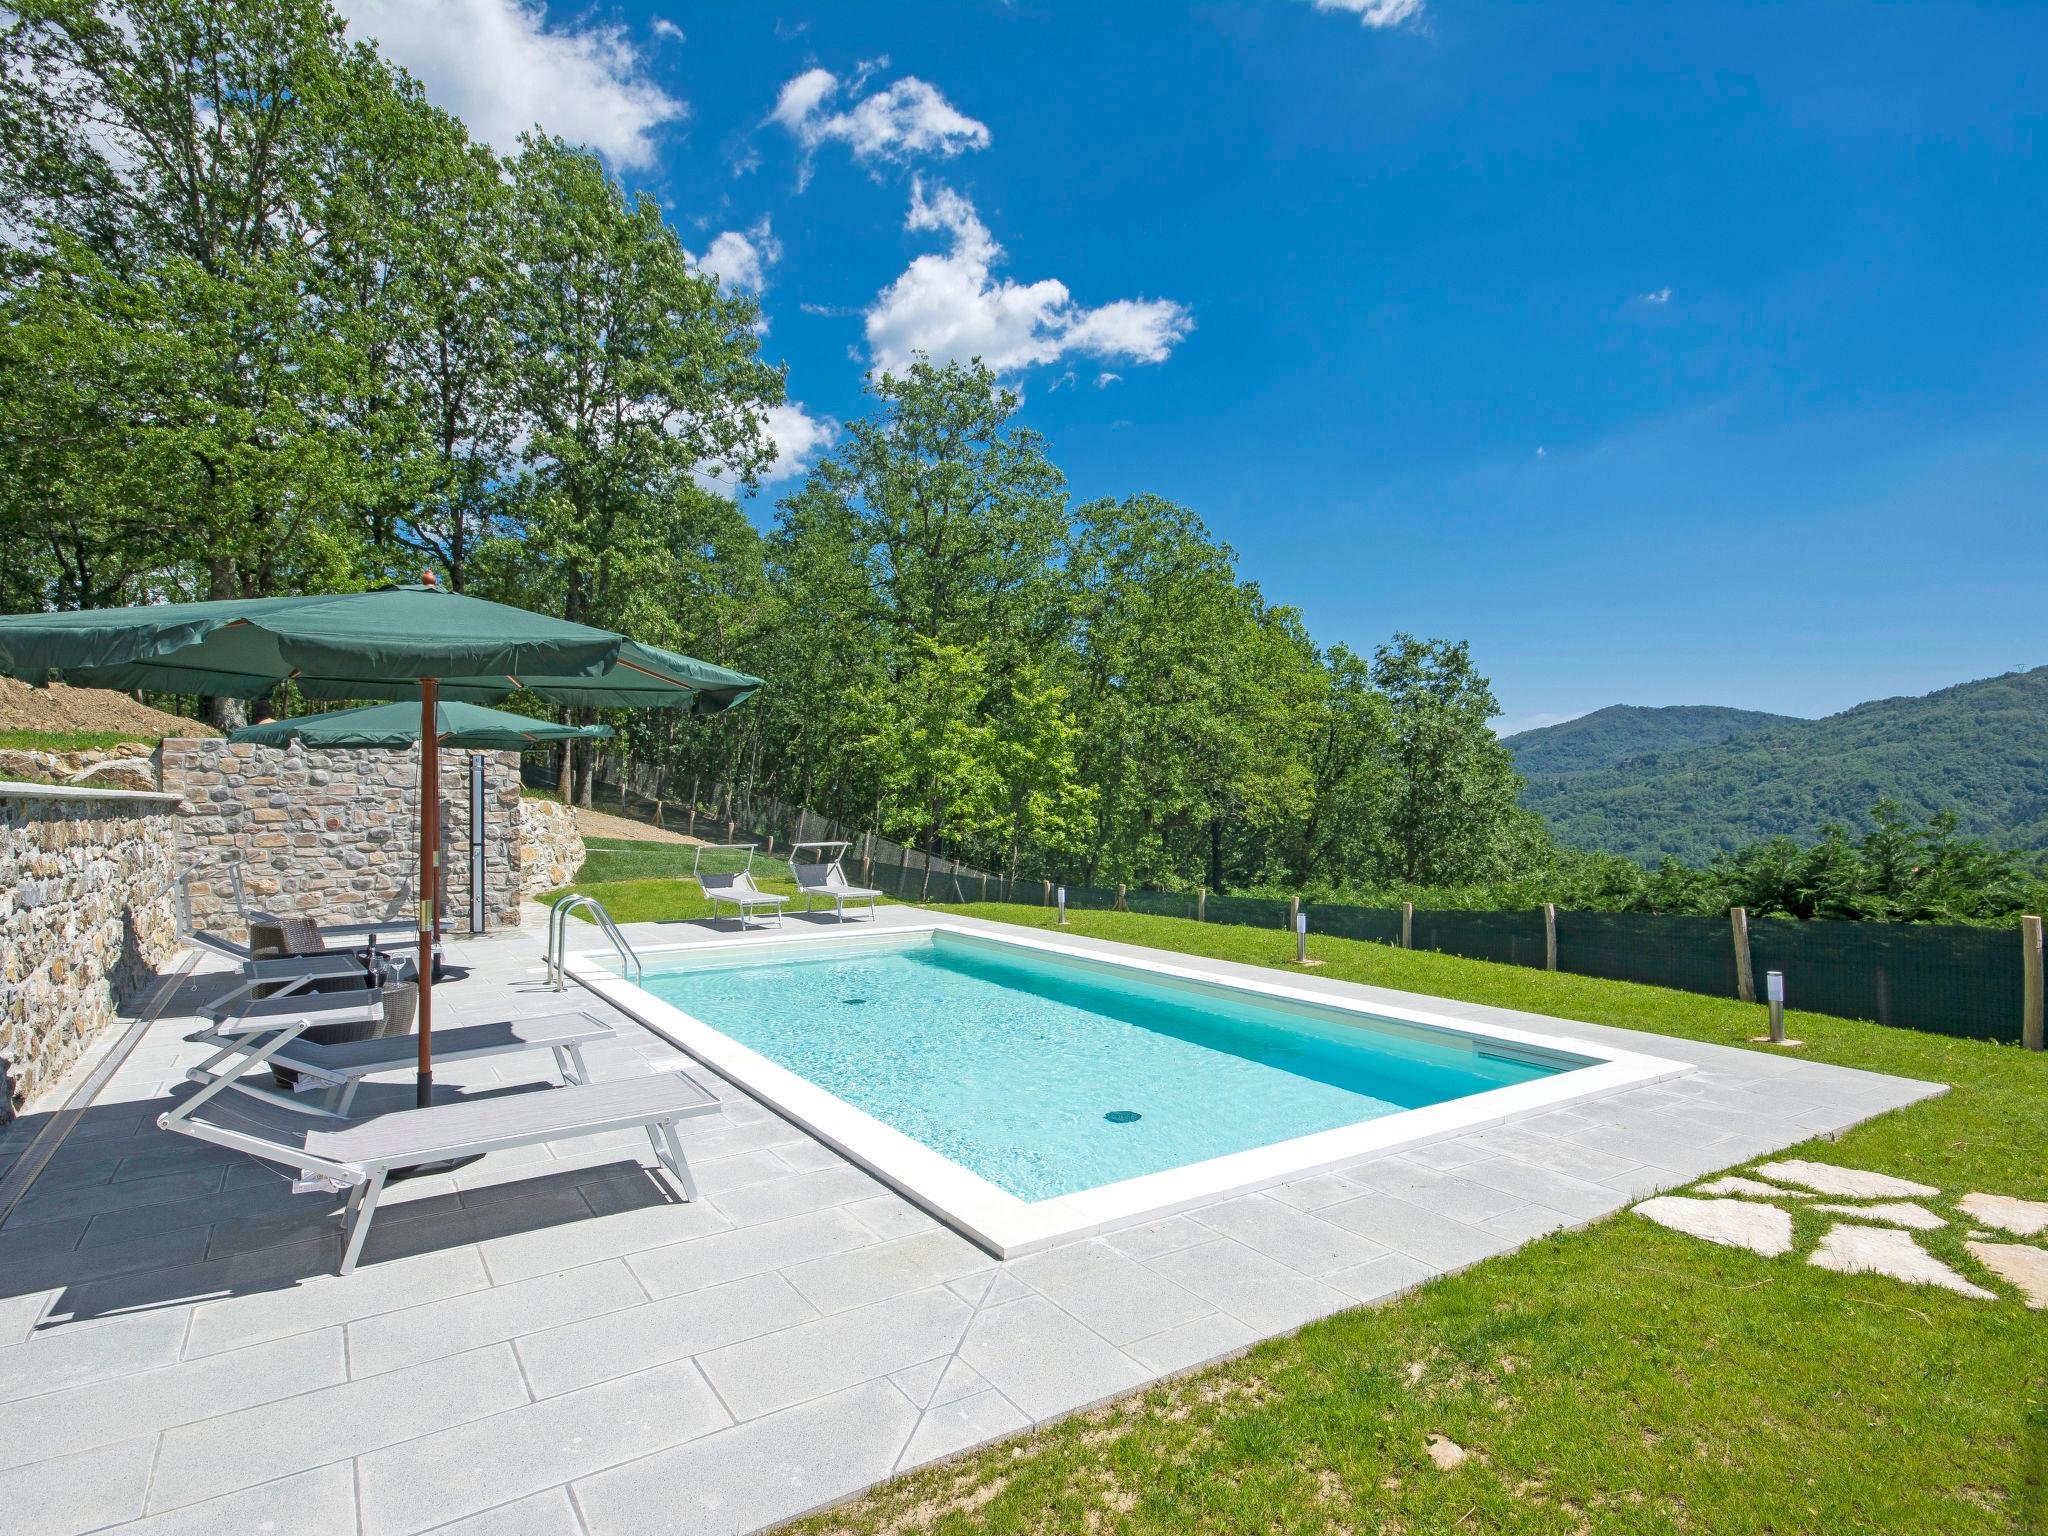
xmin=1811 ymin=1201 xmax=1944 ymax=1231
xmin=1958 ymin=1192 xmax=2048 ymax=1238
xmin=1808 ymin=1224 xmax=1994 ymax=1300
xmin=1697 ymin=1176 xmax=1810 ymax=1200
xmin=1635 ymin=1196 xmax=1793 ymax=1258
xmin=1754 ymin=1161 xmax=1937 ymax=1200
xmin=1426 ymin=1435 xmax=1468 ymax=1471
xmin=1964 ymin=1242 xmax=2048 ymax=1308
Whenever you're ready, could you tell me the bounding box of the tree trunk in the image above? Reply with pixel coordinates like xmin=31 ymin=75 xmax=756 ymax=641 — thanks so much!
xmin=1208 ymin=817 xmax=1225 ymax=893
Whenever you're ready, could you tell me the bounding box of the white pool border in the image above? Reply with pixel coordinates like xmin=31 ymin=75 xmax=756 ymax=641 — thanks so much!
xmin=565 ymin=918 xmax=1690 ymax=1257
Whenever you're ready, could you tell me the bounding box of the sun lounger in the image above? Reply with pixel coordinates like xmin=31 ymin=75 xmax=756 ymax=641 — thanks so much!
xmin=691 ymin=844 xmax=788 ymax=929
xmin=188 ymin=1005 xmax=616 ymax=1115
xmin=790 ymin=842 xmax=882 ymax=922
xmin=229 ymin=860 xmax=418 ymax=948
xmin=159 ymin=1036 xmax=720 ymax=1273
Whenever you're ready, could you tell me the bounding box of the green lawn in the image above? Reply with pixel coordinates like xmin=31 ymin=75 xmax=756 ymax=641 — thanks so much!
xmin=545 ymin=838 xmax=852 ymax=924
xmin=0 ymin=727 xmax=167 ymax=752
xmin=680 ymin=902 xmax=2038 ymax=1536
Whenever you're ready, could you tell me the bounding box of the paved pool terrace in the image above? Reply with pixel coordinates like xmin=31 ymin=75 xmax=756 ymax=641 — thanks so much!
xmin=0 ymin=906 xmax=1942 ymax=1535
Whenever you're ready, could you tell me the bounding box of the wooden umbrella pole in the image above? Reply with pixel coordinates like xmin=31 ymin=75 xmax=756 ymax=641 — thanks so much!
xmin=417 ymin=680 xmax=438 ymax=1108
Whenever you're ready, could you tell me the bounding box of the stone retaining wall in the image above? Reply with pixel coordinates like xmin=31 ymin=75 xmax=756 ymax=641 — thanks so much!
xmin=517 ymin=799 xmax=587 ymax=897
xmin=0 ymin=785 xmax=183 ymax=1118
xmin=161 ymin=739 xmax=530 ymax=934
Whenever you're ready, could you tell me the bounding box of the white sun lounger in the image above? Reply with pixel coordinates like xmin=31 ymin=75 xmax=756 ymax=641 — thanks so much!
xmin=159 ymin=1024 xmax=720 ymax=1274
xmin=692 ymin=844 xmax=787 ymax=929
xmin=790 ymin=842 xmax=882 ymax=922
xmin=188 ymin=1005 xmax=617 ymax=1115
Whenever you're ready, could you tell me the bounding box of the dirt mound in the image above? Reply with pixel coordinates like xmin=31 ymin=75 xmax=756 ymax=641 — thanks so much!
xmin=0 ymin=676 xmax=219 ymax=739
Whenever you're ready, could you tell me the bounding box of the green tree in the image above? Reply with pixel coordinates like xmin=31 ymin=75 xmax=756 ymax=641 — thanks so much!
xmin=1372 ymin=634 xmax=1526 ymax=885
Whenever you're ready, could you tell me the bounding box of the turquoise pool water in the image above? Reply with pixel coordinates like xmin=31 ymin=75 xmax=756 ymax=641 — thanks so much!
xmin=632 ymin=932 xmax=1579 ymax=1202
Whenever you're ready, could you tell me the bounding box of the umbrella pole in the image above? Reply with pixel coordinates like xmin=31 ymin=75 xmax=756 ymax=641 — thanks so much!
xmin=417 ymin=681 xmax=438 ymax=1108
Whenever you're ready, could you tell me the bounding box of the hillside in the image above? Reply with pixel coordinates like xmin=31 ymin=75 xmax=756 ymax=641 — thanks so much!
xmin=1510 ymin=667 xmax=2048 ymax=864
xmin=1505 ymin=704 xmax=1798 ymax=777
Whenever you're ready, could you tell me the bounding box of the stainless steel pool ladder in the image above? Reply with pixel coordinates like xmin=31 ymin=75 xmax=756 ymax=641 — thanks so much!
xmin=547 ymin=893 xmax=642 ymax=990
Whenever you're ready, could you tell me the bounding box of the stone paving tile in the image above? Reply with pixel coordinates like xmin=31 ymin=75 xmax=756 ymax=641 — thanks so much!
xmin=1453 ymin=1157 xmax=1631 ymax=1221
xmin=0 ymin=1305 xmax=187 ymax=1400
xmin=185 ymin=1245 xmax=492 ymax=1357
xmin=356 ymin=1360 xmax=730 ymax=1536
xmin=574 ymin=1378 xmax=921 ymax=1536
xmin=1317 ymin=1191 xmax=1514 ymax=1271
xmin=1005 ymin=1239 xmax=1215 ymax=1346
xmin=843 ymin=1192 xmax=942 ymax=1241
xmin=626 ymin=1206 xmax=881 ymax=1300
xmin=1189 ymin=1192 xmax=1391 ymax=1275
xmin=1144 ymin=1238 xmax=1352 ymax=1335
xmin=478 ymin=1191 xmax=733 ymax=1286
xmin=710 ymin=1164 xmax=884 ymax=1227
xmin=900 ymin=1387 xmax=1031 ymax=1466
xmin=421 ymin=1487 xmax=584 ymax=1536
xmin=151 ymin=1344 xmax=530 ymax=1511
xmin=1266 ymin=1171 xmax=1366 ymax=1211
xmin=781 ymin=1228 xmax=995 ymax=1315
xmin=346 ymin=1259 xmax=648 ymax=1379
xmin=774 ymin=1138 xmax=850 ymax=1174
xmin=105 ymin=1464 xmax=359 ymax=1536
xmin=955 ymin=1294 xmax=1150 ymax=1421
xmin=929 ymin=1356 xmax=991 ymax=1407
xmin=1340 ymin=1157 xmax=1529 ymax=1224
xmin=518 ymin=1270 xmax=817 ymax=1399
xmin=0 ymin=1432 xmax=154 ymax=1535
xmin=0 ymin=1289 xmax=52 ymax=1347
xmin=1478 ymin=1204 xmax=1576 ymax=1244
xmin=697 ymin=1284 xmax=969 ymax=1422
xmin=1097 ymin=1213 xmax=1213 ymax=1262
xmin=1121 ymin=1310 xmax=1261 ymax=1376
xmin=1325 ymin=1250 xmax=1439 ymax=1303
xmin=5 ymin=1166 xmax=226 ymax=1228
xmin=0 ymin=1327 xmax=345 ymax=1473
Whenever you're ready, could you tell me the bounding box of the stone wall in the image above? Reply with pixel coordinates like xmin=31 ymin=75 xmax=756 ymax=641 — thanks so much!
xmin=516 ymin=798 xmax=587 ymax=896
xmin=160 ymin=739 xmax=527 ymax=935
xmin=0 ymin=785 xmax=183 ymax=1118
xmin=0 ymin=743 xmax=163 ymax=794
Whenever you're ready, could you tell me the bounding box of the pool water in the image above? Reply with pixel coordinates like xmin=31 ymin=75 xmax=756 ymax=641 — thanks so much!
xmin=634 ymin=931 xmax=1578 ymax=1202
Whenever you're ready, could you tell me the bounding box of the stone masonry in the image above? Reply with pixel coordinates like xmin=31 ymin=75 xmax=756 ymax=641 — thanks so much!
xmin=517 ymin=797 xmax=587 ymax=897
xmin=0 ymin=785 xmax=183 ymax=1117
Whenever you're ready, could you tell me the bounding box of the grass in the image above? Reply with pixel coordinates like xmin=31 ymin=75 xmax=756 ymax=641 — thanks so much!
xmin=0 ymin=728 xmax=162 ymax=752
xmin=545 ymin=838 xmax=875 ymax=923
xmin=671 ymin=902 xmax=2040 ymax=1536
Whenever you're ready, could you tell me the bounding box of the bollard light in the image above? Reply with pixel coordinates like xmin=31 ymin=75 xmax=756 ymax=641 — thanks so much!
xmin=1057 ymin=886 xmax=1067 ymax=925
xmin=1296 ymin=910 xmax=1309 ymax=964
xmin=1766 ymin=970 xmax=1786 ymax=1044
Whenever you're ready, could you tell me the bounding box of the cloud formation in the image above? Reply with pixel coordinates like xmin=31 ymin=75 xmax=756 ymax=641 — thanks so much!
xmin=864 ymin=180 xmax=1193 ymax=378
xmin=698 ymin=401 xmax=838 ymax=496
xmin=335 ymin=0 xmax=683 ymax=168
xmin=1308 ymin=0 xmax=1426 ymax=28
xmin=769 ymin=67 xmax=990 ymax=184
xmin=693 ymin=220 xmax=781 ymax=293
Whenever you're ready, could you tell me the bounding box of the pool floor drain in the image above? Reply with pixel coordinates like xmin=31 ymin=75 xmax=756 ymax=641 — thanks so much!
xmin=841 ymin=998 xmax=868 ymax=1006
xmin=1104 ymin=1110 xmax=1142 ymax=1124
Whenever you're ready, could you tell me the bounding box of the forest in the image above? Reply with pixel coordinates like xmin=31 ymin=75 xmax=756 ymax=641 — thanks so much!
xmin=4 ymin=2 xmax=2042 ymax=921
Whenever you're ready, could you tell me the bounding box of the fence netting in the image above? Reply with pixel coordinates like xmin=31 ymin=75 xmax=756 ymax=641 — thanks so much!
xmin=1556 ymin=911 xmax=1737 ymax=997
xmin=1747 ymin=919 xmax=2022 ymax=1043
xmin=1309 ymin=905 xmax=1403 ymax=946
xmin=1410 ymin=908 xmax=1548 ymax=968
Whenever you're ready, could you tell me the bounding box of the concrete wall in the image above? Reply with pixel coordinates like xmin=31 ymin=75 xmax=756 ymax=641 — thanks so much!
xmin=0 ymin=784 xmax=183 ymax=1117
xmin=161 ymin=739 xmax=531 ymax=935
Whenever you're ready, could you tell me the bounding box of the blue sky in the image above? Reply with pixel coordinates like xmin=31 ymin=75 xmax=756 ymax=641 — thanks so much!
xmin=337 ymin=1 xmax=2048 ymax=734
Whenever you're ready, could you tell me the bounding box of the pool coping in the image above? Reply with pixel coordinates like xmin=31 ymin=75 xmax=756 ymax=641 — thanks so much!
xmin=564 ymin=917 xmax=1692 ymax=1257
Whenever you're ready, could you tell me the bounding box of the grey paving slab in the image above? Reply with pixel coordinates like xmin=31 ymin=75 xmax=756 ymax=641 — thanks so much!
xmin=153 ymin=1342 xmax=531 ymax=1511
xmin=422 ymin=1487 xmax=585 ymax=1536
xmin=955 ymin=1293 xmax=1151 ymax=1421
xmin=1342 ymin=1156 xmax=1531 ymax=1223
xmin=1121 ymin=1310 xmax=1261 ymax=1376
xmin=478 ymin=1189 xmax=733 ymax=1286
xmin=843 ymin=1192 xmax=942 ymax=1241
xmin=626 ymin=1206 xmax=881 ymax=1299
xmin=1097 ymin=1212 xmax=1213 ymax=1262
xmin=103 ymin=1464 xmax=358 ymax=1536
xmin=574 ymin=1378 xmax=921 ymax=1536
xmin=1266 ymin=1171 xmax=1366 ymax=1211
xmin=1326 ymin=1250 xmax=1440 ymax=1303
xmin=356 ymin=1360 xmax=730 ymax=1536
xmin=517 ymin=1270 xmax=817 ymax=1399
xmin=1479 ymin=1203 xmax=1577 ymax=1244
xmin=1318 ymin=1190 xmax=1519 ymax=1270
xmin=0 ymin=1306 xmax=187 ymax=1400
xmin=697 ymin=1284 xmax=969 ymax=1421
xmin=782 ymin=1227 xmax=995 ymax=1315
xmin=710 ymin=1164 xmax=882 ymax=1227
xmin=0 ymin=1432 xmax=153 ymax=1535
xmin=184 ymin=1246 xmax=492 ymax=1358
xmin=929 ymin=1356 xmax=991 ymax=1407
xmin=1189 ymin=1192 xmax=1391 ymax=1275
xmin=346 ymin=1258 xmax=648 ymax=1379
xmin=1453 ymin=1156 xmax=1632 ymax=1221
xmin=0 ymin=1327 xmax=345 ymax=1473
xmin=899 ymin=1387 xmax=1031 ymax=1466
xmin=1004 ymin=1239 xmax=1214 ymax=1345
xmin=1144 ymin=1238 xmax=1352 ymax=1334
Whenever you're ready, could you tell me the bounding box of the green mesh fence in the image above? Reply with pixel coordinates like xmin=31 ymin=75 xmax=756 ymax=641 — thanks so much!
xmin=1556 ymin=911 xmax=1737 ymax=997
xmin=1203 ymin=893 xmax=1293 ymax=928
xmin=1410 ymin=908 xmax=1547 ymax=968
xmin=1060 ymin=884 xmax=1124 ymax=912
xmin=1747 ymin=919 xmax=2023 ymax=1043
xmin=1125 ymin=889 xmax=1200 ymax=920
xmin=1309 ymin=905 xmax=1403 ymax=946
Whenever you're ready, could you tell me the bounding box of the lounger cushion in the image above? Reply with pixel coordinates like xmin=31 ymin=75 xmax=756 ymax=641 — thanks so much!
xmin=267 ymin=1013 xmax=612 ymax=1075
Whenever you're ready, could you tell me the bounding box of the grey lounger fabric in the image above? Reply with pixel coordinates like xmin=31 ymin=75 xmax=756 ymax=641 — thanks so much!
xmin=189 ymin=1008 xmax=616 ymax=1115
xmin=792 ymin=860 xmax=882 ymax=922
xmin=696 ymin=871 xmax=788 ymax=928
xmin=160 ymin=1040 xmax=720 ymax=1274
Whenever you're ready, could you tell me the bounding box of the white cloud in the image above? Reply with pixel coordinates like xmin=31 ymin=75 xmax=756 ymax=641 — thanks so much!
xmin=1095 ymin=372 xmax=1122 ymax=389
xmin=697 ymin=401 xmax=838 ymax=494
xmin=1309 ymin=0 xmax=1426 ymax=27
xmin=1642 ymin=287 xmax=1673 ymax=304
xmin=693 ymin=219 xmax=780 ymax=293
xmin=769 ymin=67 xmax=989 ymax=184
xmin=335 ymin=0 xmax=683 ymax=169
xmin=651 ymin=17 xmax=684 ymax=43
xmin=863 ymin=179 xmax=1193 ymax=378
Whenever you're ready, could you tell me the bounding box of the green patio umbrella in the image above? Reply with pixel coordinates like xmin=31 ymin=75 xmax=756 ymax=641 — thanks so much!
xmin=230 ymin=698 xmax=613 ymax=750
xmin=0 ymin=578 xmax=761 ymax=1105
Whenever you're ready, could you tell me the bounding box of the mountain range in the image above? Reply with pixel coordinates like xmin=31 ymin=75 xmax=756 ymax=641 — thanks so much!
xmin=1504 ymin=667 xmax=2048 ymax=865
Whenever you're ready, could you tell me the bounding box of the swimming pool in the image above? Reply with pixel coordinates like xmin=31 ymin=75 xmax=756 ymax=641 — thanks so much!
xmin=569 ymin=919 xmax=1685 ymax=1254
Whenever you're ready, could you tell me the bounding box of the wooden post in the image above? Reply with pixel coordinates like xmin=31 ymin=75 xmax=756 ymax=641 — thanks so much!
xmin=1197 ymin=887 xmax=1207 ymax=923
xmin=1400 ymin=901 xmax=1413 ymax=950
xmin=1731 ymin=907 xmax=1755 ymax=1004
xmin=726 ymin=817 xmax=735 ymax=843
xmin=1043 ymin=879 xmax=1052 ymax=907
xmin=2023 ymin=915 xmax=2044 ymax=1051
xmin=765 ymin=834 xmax=775 ymax=856
xmin=1116 ymin=882 xmax=1128 ymax=913
xmin=860 ymin=831 xmax=873 ymax=885
xmin=1542 ymin=903 xmax=1557 ymax=971
xmin=1288 ymin=894 xmax=1300 ymax=933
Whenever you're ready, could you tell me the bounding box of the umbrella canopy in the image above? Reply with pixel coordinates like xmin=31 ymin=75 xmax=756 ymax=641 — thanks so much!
xmin=230 ymin=699 xmax=612 ymax=750
xmin=0 ymin=579 xmax=761 ymax=1107
xmin=0 ymin=583 xmax=762 ymax=713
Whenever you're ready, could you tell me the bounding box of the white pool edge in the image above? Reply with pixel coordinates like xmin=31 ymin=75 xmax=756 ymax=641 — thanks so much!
xmin=564 ymin=917 xmax=1691 ymax=1257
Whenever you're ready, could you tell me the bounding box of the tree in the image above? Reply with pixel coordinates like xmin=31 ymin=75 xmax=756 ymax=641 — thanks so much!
xmin=1372 ymin=634 xmax=1526 ymax=885
xmin=847 ymin=640 xmax=1005 ymax=854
